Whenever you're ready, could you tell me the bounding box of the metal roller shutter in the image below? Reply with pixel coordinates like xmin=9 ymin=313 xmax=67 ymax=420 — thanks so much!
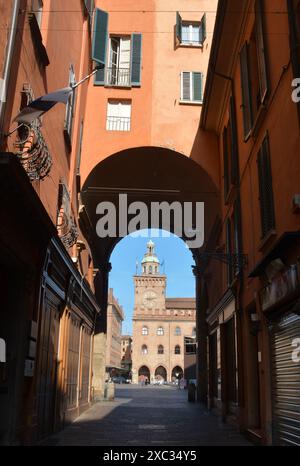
xmin=271 ymin=312 xmax=300 ymax=445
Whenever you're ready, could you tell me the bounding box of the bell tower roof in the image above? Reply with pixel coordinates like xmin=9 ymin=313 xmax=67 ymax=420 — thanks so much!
xmin=141 ymin=240 xmax=160 ymax=265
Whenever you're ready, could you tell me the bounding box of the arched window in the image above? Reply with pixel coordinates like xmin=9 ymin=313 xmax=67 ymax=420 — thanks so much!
xmin=141 ymin=345 xmax=148 ymax=355
xmin=143 ymin=266 xmax=146 ymax=273
xmin=142 ymin=326 xmax=148 ymax=335
xmin=174 ymin=326 xmax=181 ymax=336
xmin=157 ymin=326 xmax=164 ymax=336
xmin=192 ymin=327 xmax=196 ymax=336
xmin=158 ymin=345 xmax=164 ymax=354
xmin=155 ymin=266 xmax=158 ymax=273
xmin=149 ymin=265 xmax=153 ymax=274
xmin=175 ymin=345 xmax=181 ymax=355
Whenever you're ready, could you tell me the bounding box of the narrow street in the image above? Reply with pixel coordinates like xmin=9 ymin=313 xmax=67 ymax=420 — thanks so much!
xmin=43 ymin=385 xmax=252 ymax=446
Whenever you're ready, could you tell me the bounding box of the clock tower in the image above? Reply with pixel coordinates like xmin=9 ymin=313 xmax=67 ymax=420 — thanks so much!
xmin=131 ymin=240 xmax=196 ymax=385
xmin=133 ymin=240 xmax=166 ymax=318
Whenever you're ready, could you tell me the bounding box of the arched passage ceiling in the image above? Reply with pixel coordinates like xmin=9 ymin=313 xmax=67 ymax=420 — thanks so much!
xmin=79 ymin=146 xmax=220 ymax=266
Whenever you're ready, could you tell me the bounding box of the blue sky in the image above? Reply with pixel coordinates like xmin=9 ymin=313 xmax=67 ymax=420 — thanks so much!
xmin=108 ymin=229 xmax=195 ymax=335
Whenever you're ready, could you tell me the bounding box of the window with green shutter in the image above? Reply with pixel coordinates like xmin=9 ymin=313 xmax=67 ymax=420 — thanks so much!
xmin=240 ymin=0 xmax=269 ymax=139
xmin=181 ymin=72 xmax=203 ymax=103
xmin=257 ymin=134 xmax=275 ymax=239
xmin=176 ymin=12 xmax=206 ymax=46
xmin=92 ymin=8 xmax=108 ymax=85
xmin=131 ymin=33 xmax=142 ymax=87
xmin=176 ymin=12 xmax=182 ymax=43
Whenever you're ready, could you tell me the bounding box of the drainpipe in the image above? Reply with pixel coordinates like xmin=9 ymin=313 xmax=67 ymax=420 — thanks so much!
xmin=0 ymin=0 xmax=21 ymax=137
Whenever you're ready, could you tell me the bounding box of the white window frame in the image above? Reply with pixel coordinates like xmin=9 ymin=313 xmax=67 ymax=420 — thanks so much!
xmin=180 ymin=71 xmax=203 ymax=104
xmin=181 ymin=22 xmax=201 ymax=46
xmin=157 ymin=327 xmax=164 ymax=336
xmin=106 ymin=99 xmax=132 ymax=132
xmin=106 ymin=35 xmax=131 ymax=87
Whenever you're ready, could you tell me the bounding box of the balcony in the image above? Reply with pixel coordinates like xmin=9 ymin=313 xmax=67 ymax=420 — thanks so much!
xmin=105 ymin=67 xmax=131 ymax=87
xmin=106 ymin=116 xmax=131 ymax=132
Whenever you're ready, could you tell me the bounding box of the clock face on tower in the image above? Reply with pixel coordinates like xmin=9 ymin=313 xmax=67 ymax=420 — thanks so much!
xmin=143 ymin=290 xmax=158 ymax=309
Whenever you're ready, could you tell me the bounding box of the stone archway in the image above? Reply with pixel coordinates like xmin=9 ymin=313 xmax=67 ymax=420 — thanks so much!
xmin=138 ymin=365 xmax=150 ymax=383
xmin=79 ymin=146 xmax=220 ymax=399
xmin=172 ymin=366 xmax=183 ymax=381
xmin=155 ymin=366 xmax=167 ymax=383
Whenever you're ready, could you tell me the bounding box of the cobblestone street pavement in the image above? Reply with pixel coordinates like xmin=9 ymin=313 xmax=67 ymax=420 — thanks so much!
xmin=43 ymin=385 xmax=252 ymax=446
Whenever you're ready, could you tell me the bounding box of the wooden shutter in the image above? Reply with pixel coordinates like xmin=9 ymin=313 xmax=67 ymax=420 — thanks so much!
xmin=92 ymin=8 xmax=108 ymax=66
xmin=226 ymin=218 xmax=233 ymax=284
xmin=193 ymin=72 xmax=203 ymax=102
xmin=176 ymin=12 xmax=182 ymax=42
xmin=240 ymin=42 xmax=253 ymax=139
xmin=229 ymin=96 xmax=239 ymax=185
xmin=287 ymin=0 xmax=300 ymax=78
xmin=257 ymin=134 xmax=275 ymax=238
xmin=131 ymin=33 xmax=142 ymax=86
xmin=255 ymin=0 xmax=269 ymax=102
xmin=233 ymin=200 xmax=242 ymax=274
xmin=223 ymin=127 xmax=229 ymax=199
xmin=200 ymin=13 xmax=207 ymax=44
xmin=181 ymin=72 xmax=191 ymax=100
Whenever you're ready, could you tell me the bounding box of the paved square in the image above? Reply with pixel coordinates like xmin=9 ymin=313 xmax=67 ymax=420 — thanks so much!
xmin=43 ymin=385 xmax=252 ymax=446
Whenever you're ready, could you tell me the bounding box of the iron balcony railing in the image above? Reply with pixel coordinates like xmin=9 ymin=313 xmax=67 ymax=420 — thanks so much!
xmin=105 ymin=67 xmax=131 ymax=87
xmin=106 ymin=116 xmax=131 ymax=132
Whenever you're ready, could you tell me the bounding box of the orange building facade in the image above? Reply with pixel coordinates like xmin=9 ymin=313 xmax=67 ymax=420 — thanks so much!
xmin=0 ymin=0 xmax=219 ymax=445
xmin=201 ymin=0 xmax=300 ymax=446
xmin=0 ymin=1 xmax=100 ymax=445
xmin=6 ymin=0 xmax=300 ymax=448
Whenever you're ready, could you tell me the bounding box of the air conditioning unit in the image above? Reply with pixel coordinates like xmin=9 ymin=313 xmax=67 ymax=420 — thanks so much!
xmin=292 ymin=194 xmax=300 ymax=213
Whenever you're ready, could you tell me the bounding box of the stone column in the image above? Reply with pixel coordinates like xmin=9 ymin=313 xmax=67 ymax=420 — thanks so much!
xmin=92 ymin=263 xmax=111 ymax=400
xmin=193 ymin=266 xmax=208 ymax=404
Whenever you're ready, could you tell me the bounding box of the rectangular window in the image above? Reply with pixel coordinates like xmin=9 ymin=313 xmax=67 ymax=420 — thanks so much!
xmin=226 ymin=218 xmax=234 ymax=285
xmin=177 ymin=13 xmax=206 ymax=46
xmin=64 ymin=65 xmax=76 ymax=143
xmin=31 ymin=0 xmax=43 ymax=28
xmin=223 ymin=97 xmax=239 ymax=201
xmin=106 ymin=36 xmax=131 ymax=87
xmin=181 ymin=72 xmax=203 ymax=103
xmin=257 ymin=134 xmax=275 ymax=239
xmin=106 ymin=100 xmax=131 ymax=132
xmin=240 ymin=0 xmax=269 ymax=139
xmin=181 ymin=23 xmax=201 ymax=44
